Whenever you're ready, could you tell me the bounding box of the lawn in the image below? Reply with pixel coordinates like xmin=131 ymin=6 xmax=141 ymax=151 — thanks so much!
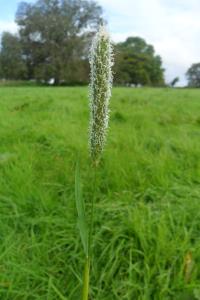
xmin=0 ymin=86 xmax=200 ymax=299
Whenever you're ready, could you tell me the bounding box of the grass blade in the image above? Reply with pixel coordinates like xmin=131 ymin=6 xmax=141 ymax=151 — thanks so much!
xmin=50 ymin=281 xmax=68 ymax=300
xmin=75 ymin=160 xmax=88 ymax=256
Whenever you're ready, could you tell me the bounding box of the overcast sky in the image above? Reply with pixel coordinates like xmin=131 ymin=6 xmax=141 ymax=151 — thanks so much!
xmin=1 ymin=0 xmax=200 ymax=86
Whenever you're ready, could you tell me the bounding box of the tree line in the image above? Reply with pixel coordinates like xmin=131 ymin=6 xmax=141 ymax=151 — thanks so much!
xmin=0 ymin=0 xmax=198 ymax=87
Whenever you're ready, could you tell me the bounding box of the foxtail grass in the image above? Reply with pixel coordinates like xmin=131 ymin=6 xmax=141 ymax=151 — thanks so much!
xmin=75 ymin=25 xmax=113 ymax=300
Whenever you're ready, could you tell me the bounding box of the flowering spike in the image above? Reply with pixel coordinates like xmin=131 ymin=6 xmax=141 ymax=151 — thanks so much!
xmin=89 ymin=25 xmax=113 ymax=163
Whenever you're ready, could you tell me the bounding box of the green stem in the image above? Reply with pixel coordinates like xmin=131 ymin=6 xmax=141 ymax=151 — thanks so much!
xmin=82 ymin=164 xmax=97 ymax=300
xmin=88 ymin=165 xmax=97 ymax=256
xmin=82 ymin=256 xmax=90 ymax=300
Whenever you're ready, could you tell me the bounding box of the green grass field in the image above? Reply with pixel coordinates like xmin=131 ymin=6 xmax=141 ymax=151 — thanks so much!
xmin=0 ymin=87 xmax=200 ymax=300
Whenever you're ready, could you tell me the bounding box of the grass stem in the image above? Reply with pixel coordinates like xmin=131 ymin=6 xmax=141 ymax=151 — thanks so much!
xmin=82 ymin=165 xmax=97 ymax=300
xmin=82 ymin=256 xmax=90 ymax=300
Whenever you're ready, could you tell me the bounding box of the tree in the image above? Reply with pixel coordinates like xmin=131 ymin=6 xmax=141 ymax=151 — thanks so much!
xmin=0 ymin=57 xmax=2 ymax=79
xmin=170 ymin=77 xmax=179 ymax=87
xmin=0 ymin=32 xmax=27 ymax=79
xmin=16 ymin=0 xmax=103 ymax=84
xmin=114 ymin=37 xmax=165 ymax=86
xmin=186 ymin=63 xmax=200 ymax=87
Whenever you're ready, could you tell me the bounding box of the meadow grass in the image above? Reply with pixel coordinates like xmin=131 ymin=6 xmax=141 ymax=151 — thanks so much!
xmin=0 ymin=86 xmax=200 ymax=299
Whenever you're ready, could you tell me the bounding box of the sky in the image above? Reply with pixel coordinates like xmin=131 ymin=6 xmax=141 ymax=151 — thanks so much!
xmin=1 ymin=0 xmax=200 ymax=86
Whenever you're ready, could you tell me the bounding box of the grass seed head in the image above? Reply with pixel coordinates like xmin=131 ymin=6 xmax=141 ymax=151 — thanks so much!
xmin=89 ymin=25 xmax=114 ymax=164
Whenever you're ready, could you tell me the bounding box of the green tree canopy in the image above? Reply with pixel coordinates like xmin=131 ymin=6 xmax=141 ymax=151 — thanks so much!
xmin=15 ymin=0 xmax=103 ymax=84
xmin=0 ymin=32 xmax=27 ymax=80
xmin=114 ymin=37 xmax=165 ymax=86
xmin=186 ymin=63 xmax=200 ymax=87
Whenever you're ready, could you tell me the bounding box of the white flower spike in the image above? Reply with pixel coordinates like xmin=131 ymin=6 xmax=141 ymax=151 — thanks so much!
xmin=89 ymin=25 xmax=114 ymax=163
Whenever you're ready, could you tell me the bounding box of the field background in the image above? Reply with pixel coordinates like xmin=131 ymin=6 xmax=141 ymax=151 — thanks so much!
xmin=0 ymin=87 xmax=200 ymax=300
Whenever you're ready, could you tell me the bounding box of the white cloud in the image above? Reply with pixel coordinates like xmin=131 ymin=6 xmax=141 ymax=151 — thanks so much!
xmin=98 ymin=0 xmax=200 ymax=86
xmin=0 ymin=20 xmax=18 ymax=36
